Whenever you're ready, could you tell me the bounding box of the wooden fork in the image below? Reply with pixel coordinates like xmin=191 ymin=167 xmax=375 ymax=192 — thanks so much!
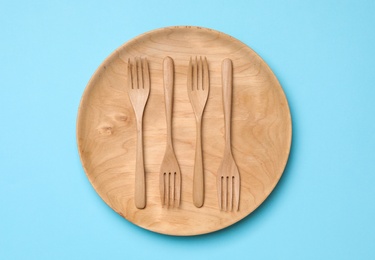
xmin=217 ymin=58 xmax=241 ymax=211
xmin=160 ymin=56 xmax=181 ymax=208
xmin=127 ymin=57 xmax=150 ymax=209
xmin=187 ymin=56 xmax=209 ymax=208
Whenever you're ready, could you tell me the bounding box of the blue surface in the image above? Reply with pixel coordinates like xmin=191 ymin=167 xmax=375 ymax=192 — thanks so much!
xmin=1 ymin=0 xmax=375 ymax=259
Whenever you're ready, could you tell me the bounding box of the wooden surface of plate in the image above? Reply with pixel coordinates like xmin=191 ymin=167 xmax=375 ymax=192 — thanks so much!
xmin=76 ymin=26 xmax=292 ymax=236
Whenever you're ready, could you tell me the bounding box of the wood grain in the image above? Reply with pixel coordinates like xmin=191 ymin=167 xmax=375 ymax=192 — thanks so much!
xmin=76 ymin=26 xmax=292 ymax=236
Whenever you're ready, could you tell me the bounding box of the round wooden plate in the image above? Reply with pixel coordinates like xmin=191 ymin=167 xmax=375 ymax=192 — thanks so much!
xmin=77 ymin=26 xmax=292 ymax=236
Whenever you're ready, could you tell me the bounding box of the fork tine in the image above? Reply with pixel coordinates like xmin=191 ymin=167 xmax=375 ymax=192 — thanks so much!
xmin=128 ymin=59 xmax=133 ymax=89
xmin=193 ymin=56 xmax=198 ymax=90
xmin=187 ymin=57 xmax=193 ymax=91
xmin=233 ymin=176 xmax=240 ymax=211
xmin=160 ymin=172 xmax=165 ymax=207
xmin=143 ymin=58 xmax=150 ymax=90
xmin=132 ymin=58 xmax=138 ymax=89
xmin=166 ymin=172 xmax=170 ymax=208
xmin=170 ymin=172 xmax=175 ymax=207
xmin=175 ymin=172 xmax=181 ymax=207
xmin=217 ymin=176 xmax=222 ymax=210
xmin=228 ymin=176 xmax=233 ymax=211
xmin=136 ymin=57 xmax=143 ymax=89
xmin=223 ymin=177 xmax=228 ymax=211
xmin=203 ymin=56 xmax=209 ymax=91
xmin=198 ymin=56 xmax=203 ymax=90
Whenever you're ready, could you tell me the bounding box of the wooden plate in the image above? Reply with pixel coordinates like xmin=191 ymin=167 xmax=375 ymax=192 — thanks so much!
xmin=76 ymin=26 xmax=292 ymax=236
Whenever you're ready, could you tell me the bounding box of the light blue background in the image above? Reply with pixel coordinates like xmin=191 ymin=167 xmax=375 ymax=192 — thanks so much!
xmin=1 ymin=0 xmax=374 ymax=259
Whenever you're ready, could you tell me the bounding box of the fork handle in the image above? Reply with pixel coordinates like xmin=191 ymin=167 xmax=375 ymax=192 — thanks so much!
xmin=163 ymin=56 xmax=174 ymax=147
xmin=193 ymin=118 xmax=204 ymax=208
xmin=222 ymin=58 xmax=233 ymax=150
xmin=135 ymin=120 xmax=146 ymax=209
